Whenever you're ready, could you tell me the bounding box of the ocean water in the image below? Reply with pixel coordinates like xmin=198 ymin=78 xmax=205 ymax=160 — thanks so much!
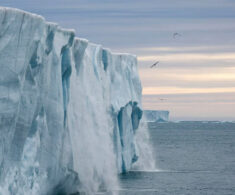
xmin=118 ymin=121 xmax=235 ymax=195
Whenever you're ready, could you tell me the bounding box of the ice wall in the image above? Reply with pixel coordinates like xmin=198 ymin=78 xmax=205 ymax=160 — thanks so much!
xmin=143 ymin=110 xmax=169 ymax=122
xmin=0 ymin=7 xmax=142 ymax=194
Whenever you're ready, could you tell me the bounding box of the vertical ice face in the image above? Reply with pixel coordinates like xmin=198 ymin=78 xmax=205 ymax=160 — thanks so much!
xmin=0 ymin=7 xmax=143 ymax=194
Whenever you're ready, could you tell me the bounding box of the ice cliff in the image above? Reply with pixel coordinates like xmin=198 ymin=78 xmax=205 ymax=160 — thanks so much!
xmin=0 ymin=7 xmax=143 ymax=194
xmin=143 ymin=110 xmax=169 ymax=122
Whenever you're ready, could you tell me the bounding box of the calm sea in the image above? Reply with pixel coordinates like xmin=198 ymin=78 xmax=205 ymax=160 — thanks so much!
xmin=119 ymin=121 xmax=235 ymax=195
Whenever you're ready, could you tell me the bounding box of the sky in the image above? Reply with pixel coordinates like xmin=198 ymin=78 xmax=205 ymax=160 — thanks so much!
xmin=1 ymin=0 xmax=235 ymax=121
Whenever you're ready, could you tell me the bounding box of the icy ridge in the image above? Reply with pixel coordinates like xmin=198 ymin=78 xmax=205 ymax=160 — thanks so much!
xmin=0 ymin=7 xmax=142 ymax=194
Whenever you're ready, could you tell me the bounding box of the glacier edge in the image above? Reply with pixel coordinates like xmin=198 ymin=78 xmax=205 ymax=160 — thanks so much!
xmin=0 ymin=7 xmax=143 ymax=194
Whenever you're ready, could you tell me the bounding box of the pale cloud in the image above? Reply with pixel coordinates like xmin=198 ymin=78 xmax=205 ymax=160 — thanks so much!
xmin=138 ymin=52 xmax=235 ymax=62
xmin=161 ymin=73 xmax=235 ymax=82
xmin=142 ymin=87 xmax=235 ymax=95
xmin=140 ymin=68 xmax=235 ymax=82
xmin=134 ymin=45 xmax=235 ymax=53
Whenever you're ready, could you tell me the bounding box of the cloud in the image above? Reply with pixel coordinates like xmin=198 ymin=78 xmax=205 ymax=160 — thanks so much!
xmin=138 ymin=52 xmax=235 ymax=62
xmin=142 ymin=87 xmax=235 ymax=95
xmin=140 ymin=67 xmax=235 ymax=83
xmin=134 ymin=45 xmax=235 ymax=53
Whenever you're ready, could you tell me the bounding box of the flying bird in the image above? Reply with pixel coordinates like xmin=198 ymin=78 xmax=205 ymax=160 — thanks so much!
xmin=150 ymin=61 xmax=159 ymax=68
xmin=173 ymin=32 xmax=182 ymax=39
xmin=159 ymin=98 xmax=167 ymax=101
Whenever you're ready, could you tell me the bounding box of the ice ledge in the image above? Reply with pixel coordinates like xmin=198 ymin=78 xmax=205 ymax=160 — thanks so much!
xmin=0 ymin=7 xmax=142 ymax=194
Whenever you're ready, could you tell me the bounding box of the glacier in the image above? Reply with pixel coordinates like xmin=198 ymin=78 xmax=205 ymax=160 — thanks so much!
xmin=0 ymin=7 xmax=144 ymax=194
xmin=143 ymin=110 xmax=169 ymax=122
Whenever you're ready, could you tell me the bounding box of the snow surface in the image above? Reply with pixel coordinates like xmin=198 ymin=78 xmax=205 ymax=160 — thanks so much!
xmin=0 ymin=7 xmax=143 ymax=194
xmin=143 ymin=110 xmax=169 ymax=122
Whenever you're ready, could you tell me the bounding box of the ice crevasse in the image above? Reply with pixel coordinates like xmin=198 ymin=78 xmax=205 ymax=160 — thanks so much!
xmin=0 ymin=7 xmax=144 ymax=194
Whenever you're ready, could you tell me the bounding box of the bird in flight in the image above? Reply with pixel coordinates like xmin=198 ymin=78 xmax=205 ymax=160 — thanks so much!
xmin=150 ymin=61 xmax=159 ymax=68
xmin=173 ymin=32 xmax=182 ymax=39
xmin=159 ymin=98 xmax=167 ymax=101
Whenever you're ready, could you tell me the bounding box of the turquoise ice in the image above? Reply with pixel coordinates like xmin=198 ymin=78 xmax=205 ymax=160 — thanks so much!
xmin=0 ymin=7 xmax=144 ymax=194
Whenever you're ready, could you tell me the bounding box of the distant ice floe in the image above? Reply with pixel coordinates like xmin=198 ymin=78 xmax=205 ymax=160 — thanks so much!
xmin=143 ymin=110 xmax=169 ymax=122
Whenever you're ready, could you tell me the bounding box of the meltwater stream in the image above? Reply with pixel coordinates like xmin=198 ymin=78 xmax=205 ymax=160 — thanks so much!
xmin=118 ymin=121 xmax=235 ymax=195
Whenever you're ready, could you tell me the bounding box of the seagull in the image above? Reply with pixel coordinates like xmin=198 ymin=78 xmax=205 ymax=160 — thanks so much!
xmin=159 ymin=98 xmax=167 ymax=101
xmin=173 ymin=32 xmax=182 ymax=39
xmin=150 ymin=61 xmax=159 ymax=68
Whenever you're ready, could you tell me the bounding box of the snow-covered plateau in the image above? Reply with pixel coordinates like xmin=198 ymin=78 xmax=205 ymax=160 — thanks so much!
xmin=0 ymin=7 xmax=146 ymax=194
